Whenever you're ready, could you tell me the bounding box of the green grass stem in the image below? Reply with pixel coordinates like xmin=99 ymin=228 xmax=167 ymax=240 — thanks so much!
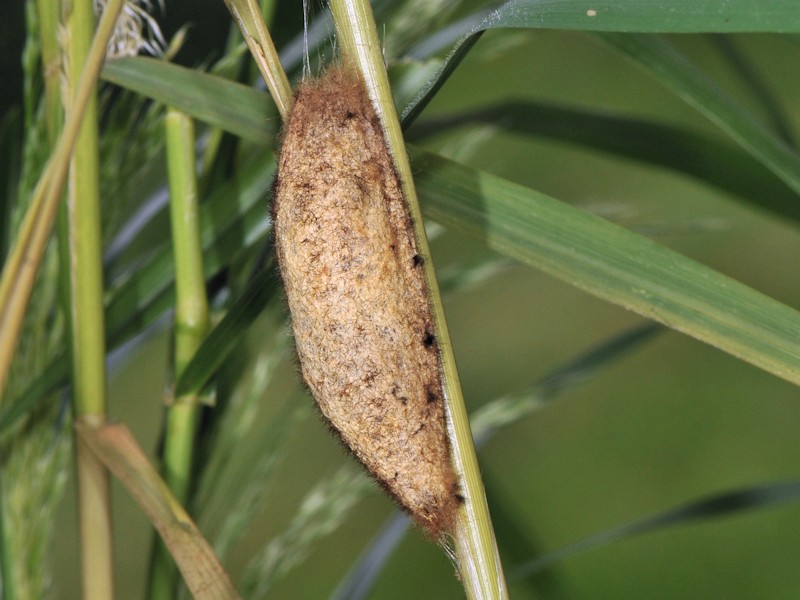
xmin=148 ymin=109 xmax=210 ymax=599
xmin=65 ymin=0 xmax=114 ymax=597
xmin=66 ymin=0 xmax=107 ymax=421
xmin=164 ymin=110 xmax=208 ymax=501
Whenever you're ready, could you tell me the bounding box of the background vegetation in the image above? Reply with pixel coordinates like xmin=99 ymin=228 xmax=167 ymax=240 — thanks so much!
xmin=2 ymin=0 xmax=800 ymax=598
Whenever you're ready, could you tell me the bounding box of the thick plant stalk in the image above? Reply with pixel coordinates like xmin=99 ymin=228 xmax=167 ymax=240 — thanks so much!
xmin=64 ymin=0 xmax=114 ymax=597
xmin=326 ymin=0 xmax=508 ymax=597
xmin=148 ymin=109 xmax=209 ymax=599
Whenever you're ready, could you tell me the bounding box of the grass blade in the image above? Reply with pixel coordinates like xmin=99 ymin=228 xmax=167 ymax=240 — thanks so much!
xmin=76 ymin=422 xmax=241 ymax=600
xmin=409 ymin=101 xmax=800 ymax=223
xmin=597 ymin=33 xmax=800 ymax=196
xmin=515 ymin=480 xmax=800 ymax=577
xmin=401 ymin=0 xmax=800 ymax=125
xmin=102 ymin=57 xmax=274 ymax=143
xmin=102 ymin=56 xmax=800 ymax=230
xmin=478 ymin=0 xmax=800 ymax=33
xmin=710 ymin=36 xmax=796 ymax=147
xmin=413 ymin=150 xmax=800 ymax=386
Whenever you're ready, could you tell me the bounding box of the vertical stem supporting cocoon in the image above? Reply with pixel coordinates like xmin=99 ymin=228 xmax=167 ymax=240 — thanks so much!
xmin=327 ymin=0 xmax=508 ymax=598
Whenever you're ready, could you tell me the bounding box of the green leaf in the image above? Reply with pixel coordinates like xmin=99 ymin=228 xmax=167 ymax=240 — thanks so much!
xmin=709 ymin=36 xmax=796 ymax=148
xmin=0 ymin=356 xmax=68 ymax=433
xmin=101 ymin=56 xmax=800 ymax=225
xmin=402 ymin=1 xmax=800 ymax=121
xmin=409 ymin=101 xmax=800 ymax=223
xmin=401 ymin=9 xmax=800 ymax=202
xmin=476 ymin=1 xmax=800 ymax=34
xmin=102 ymin=57 xmax=274 ymax=144
xmin=597 ymin=33 xmax=800 ymax=196
xmin=402 ymin=0 xmax=800 ymax=183
xmin=515 ymin=480 xmax=800 ymax=577
xmin=413 ymin=150 xmax=800 ymax=386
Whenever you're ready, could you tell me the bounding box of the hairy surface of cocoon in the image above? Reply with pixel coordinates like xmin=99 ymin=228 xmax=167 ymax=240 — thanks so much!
xmin=272 ymin=66 xmax=459 ymax=537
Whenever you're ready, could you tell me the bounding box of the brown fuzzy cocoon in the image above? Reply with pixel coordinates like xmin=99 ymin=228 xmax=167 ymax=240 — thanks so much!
xmin=272 ymin=66 xmax=460 ymax=537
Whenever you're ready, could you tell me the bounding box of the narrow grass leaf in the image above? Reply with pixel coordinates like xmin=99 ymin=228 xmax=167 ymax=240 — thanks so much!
xmin=76 ymin=422 xmax=240 ymax=600
xmin=409 ymin=101 xmax=800 ymax=223
xmin=710 ymin=36 xmax=797 ymax=148
xmin=597 ymin=33 xmax=800 ymax=196
xmin=102 ymin=55 xmax=800 ymax=226
xmin=478 ymin=1 xmax=800 ymax=34
xmin=0 ymin=359 xmax=67 ymax=433
xmin=102 ymin=57 xmax=274 ymax=143
xmin=413 ymin=150 xmax=800 ymax=386
xmin=514 ymin=480 xmax=800 ymax=578
xmin=401 ymin=0 xmax=800 ymax=124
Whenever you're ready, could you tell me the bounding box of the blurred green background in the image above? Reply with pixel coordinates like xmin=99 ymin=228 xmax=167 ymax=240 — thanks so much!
xmin=6 ymin=3 xmax=800 ymax=599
